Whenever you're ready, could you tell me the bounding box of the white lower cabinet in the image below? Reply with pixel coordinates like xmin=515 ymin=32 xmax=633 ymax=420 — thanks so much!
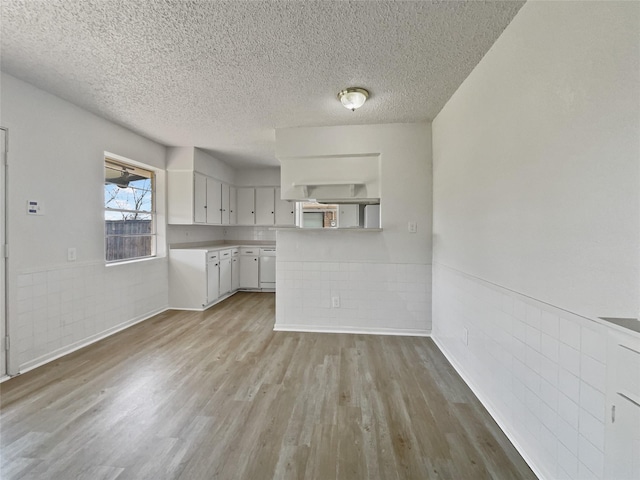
xmin=206 ymin=254 xmax=220 ymax=304
xmin=240 ymin=247 xmax=260 ymax=288
xmin=605 ymin=329 xmax=640 ymax=479
xmin=170 ymin=249 xmax=209 ymax=309
xmin=219 ymin=249 xmax=232 ymax=296
xmin=231 ymin=256 xmax=240 ymax=291
xmin=219 ymin=259 xmax=231 ymax=296
xmin=170 ymin=245 xmax=274 ymax=310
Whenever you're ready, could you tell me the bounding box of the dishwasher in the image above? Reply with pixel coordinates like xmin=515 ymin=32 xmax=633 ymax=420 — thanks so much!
xmin=259 ymin=248 xmax=276 ymax=290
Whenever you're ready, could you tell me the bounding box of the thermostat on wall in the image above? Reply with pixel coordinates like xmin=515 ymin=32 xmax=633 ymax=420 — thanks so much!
xmin=27 ymin=200 xmax=43 ymax=215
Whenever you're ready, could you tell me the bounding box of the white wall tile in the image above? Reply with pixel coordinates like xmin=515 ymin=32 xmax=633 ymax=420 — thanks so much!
xmin=580 ymin=355 xmax=606 ymax=392
xmin=432 ymin=265 xmax=614 ymax=480
xmin=578 ymin=435 xmax=604 ymax=478
xmin=559 ymin=343 xmax=581 ymax=377
xmin=559 ymin=316 xmax=581 ymax=350
xmin=276 ymin=260 xmax=431 ymax=333
xmin=557 ymin=441 xmax=579 ymax=479
xmin=13 ymin=259 xmax=169 ymax=371
xmin=579 ymin=381 xmax=605 ymax=420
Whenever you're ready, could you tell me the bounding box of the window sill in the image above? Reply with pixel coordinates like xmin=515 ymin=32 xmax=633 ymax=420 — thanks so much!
xmin=105 ymin=255 xmax=165 ymax=267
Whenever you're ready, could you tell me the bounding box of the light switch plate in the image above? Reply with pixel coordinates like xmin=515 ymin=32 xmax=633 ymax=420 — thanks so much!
xmin=27 ymin=200 xmax=43 ymax=215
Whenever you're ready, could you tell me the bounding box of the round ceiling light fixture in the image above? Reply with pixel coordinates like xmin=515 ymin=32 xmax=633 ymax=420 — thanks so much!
xmin=338 ymin=87 xmax=369 ymax=111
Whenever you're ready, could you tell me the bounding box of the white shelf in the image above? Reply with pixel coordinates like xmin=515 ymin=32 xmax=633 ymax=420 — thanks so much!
xmin=292 ymin=181 xmax=365 ymax=198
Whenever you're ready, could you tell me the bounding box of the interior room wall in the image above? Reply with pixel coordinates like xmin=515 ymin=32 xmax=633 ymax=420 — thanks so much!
xmin=431 ymin=2 xmax=639 ymax=479
xmin=1 ymin=73 xmax=169 ymax=374
xmin=167 ymin=226 xmax=226 ymax=246
xmin=234 ymin=167 xmax=280 ymax=187
xmin=274 ymin=123 xmax=432 ymax=335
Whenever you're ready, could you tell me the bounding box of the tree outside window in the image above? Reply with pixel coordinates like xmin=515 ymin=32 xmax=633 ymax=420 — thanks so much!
xmin=104 ymin=159 xmax=156 ymax=262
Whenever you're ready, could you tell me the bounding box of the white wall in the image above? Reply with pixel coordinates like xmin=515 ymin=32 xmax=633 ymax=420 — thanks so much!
xmin=235 ymin=167 xmax=280 ymax=187
xmin=432 ymin=2 xmax=639 ymax=479
xmin=194 ymin=148 xmax=236 ymax=184
xmin=1 ymin=73 xmax=169 ymax=374
xmin=275 ymin=123 xmax=432 ymax=335
xmin=433 ymin=1 xmax=639 ymax=320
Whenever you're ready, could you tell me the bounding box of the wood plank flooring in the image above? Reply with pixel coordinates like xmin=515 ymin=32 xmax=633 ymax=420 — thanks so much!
xmin=1 ymin=292 xmax=536 ymax=479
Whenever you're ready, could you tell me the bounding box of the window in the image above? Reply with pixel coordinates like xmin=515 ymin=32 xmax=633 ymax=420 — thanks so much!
xmin=104 ymin=158 xmax=155 ymax=262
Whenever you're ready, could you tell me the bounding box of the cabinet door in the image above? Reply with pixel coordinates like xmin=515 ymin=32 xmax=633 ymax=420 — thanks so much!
xmin=219 ymin=258 xmax=232 ymax=295
xmin=206 ymin=177 xmax=222 ymax=225
xmin=221 ymin=183 xmax=230 ymax=225
xmin=207 ymin=262 xmax=219 ymax=304
xmin=338 ymin=204 xmax=361 ymax=228
xmin=275 ymin=187 xmax=295 ymax=226
xmin=229 ymin=186 xmax=237 ymax=225
xmin=605 ymin=333 xmax=640 ymax=479
xmin=255 ymin=187 xmax=275 ymax=225
xmin=231 ymin=257 xmax=240 ymax=291
xmin=239 ymin=256 xmax=259 ymax=288
xmin=237 ymin=188 xmax=255 ymax=225
xmin=194 ymin=173 xmax=207 ymax=224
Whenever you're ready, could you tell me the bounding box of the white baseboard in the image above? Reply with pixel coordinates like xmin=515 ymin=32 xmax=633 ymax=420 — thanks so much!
xmin=431 ymin=335 xmax=547 ymax=480
xmin=273 ymin=324 xmax=431 ymax=337
xmin=16 ymin=306 xmax=169 ymax=376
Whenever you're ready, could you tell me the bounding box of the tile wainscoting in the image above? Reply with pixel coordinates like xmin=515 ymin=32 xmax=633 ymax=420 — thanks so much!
xmin=432 ymin=263 xmax=614 ymax=480
xmin=12 ymin=257 xmax=168 ymax=374
xmin=275 ymin=261 xmax=432 ymax=336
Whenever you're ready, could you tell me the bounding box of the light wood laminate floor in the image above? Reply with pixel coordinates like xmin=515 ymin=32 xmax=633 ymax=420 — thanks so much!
xmin=1 ymin=292 xmax=535 ymax=479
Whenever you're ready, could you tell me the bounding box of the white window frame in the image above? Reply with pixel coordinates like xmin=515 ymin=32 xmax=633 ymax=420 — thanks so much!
xmin=104 ymin=155 xmax=157 ymax=264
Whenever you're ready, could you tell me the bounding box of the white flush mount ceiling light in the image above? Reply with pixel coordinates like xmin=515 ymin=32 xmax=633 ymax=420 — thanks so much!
xmin=338 ymin=87 xmax=369 ymax=111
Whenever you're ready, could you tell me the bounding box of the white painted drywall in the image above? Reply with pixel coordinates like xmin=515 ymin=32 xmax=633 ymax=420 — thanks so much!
xmin=1 ymin=73 xmax=169 ymax=373
xmin=1 ymin=73 xmax=167 ymax=269
xmin=194 ymin=148 xmax=236 ymax=184
xmin=235 ymin=167 xmax=280 ymax=187
xmin=432 ymin=1 xmax=639 ymax=320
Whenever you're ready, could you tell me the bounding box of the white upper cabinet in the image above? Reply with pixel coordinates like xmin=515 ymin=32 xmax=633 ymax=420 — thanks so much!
xmin=167 ymin=148 xmax=285 ymax=227
xmin=275 ymin=187 xmax=295 ymax=226
xmin=221 ymin=183 xmax=230 ymax=225
xmin=229 ymin=186 xmax=237 ymax=225
xmin=193 ymin=172 xmax=207 ymax=224
xmin=167 ymin=147 xmax=235 ymax=225
xmin=206 ymin=177 xmax=223 ymax=225
xmin=237 ymin=187 xmax=255 ymax=225
xmin=255 ymin=187 xmax=275 ymax=225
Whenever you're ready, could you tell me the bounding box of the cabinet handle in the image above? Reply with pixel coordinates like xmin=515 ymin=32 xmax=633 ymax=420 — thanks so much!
xmin=254 ymin=258 xmax=257 ymax=261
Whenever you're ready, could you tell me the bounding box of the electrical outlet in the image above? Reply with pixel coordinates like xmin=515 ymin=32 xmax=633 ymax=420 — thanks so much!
xmin=332 ymin=296 xmax=340 ymax=308
xmin=67 ymin=247 xmax=77 ymax=262
xmin=408 ymin=222 xmax=417 ymax=233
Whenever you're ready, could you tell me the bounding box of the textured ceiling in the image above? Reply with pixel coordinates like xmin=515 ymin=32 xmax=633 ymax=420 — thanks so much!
xmin=1 ymin=0 xmax=525 ymax=168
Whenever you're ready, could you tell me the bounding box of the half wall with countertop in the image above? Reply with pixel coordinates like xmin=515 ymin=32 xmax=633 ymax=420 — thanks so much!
xmin=275 ymin=123 xmax=432 ymax=335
